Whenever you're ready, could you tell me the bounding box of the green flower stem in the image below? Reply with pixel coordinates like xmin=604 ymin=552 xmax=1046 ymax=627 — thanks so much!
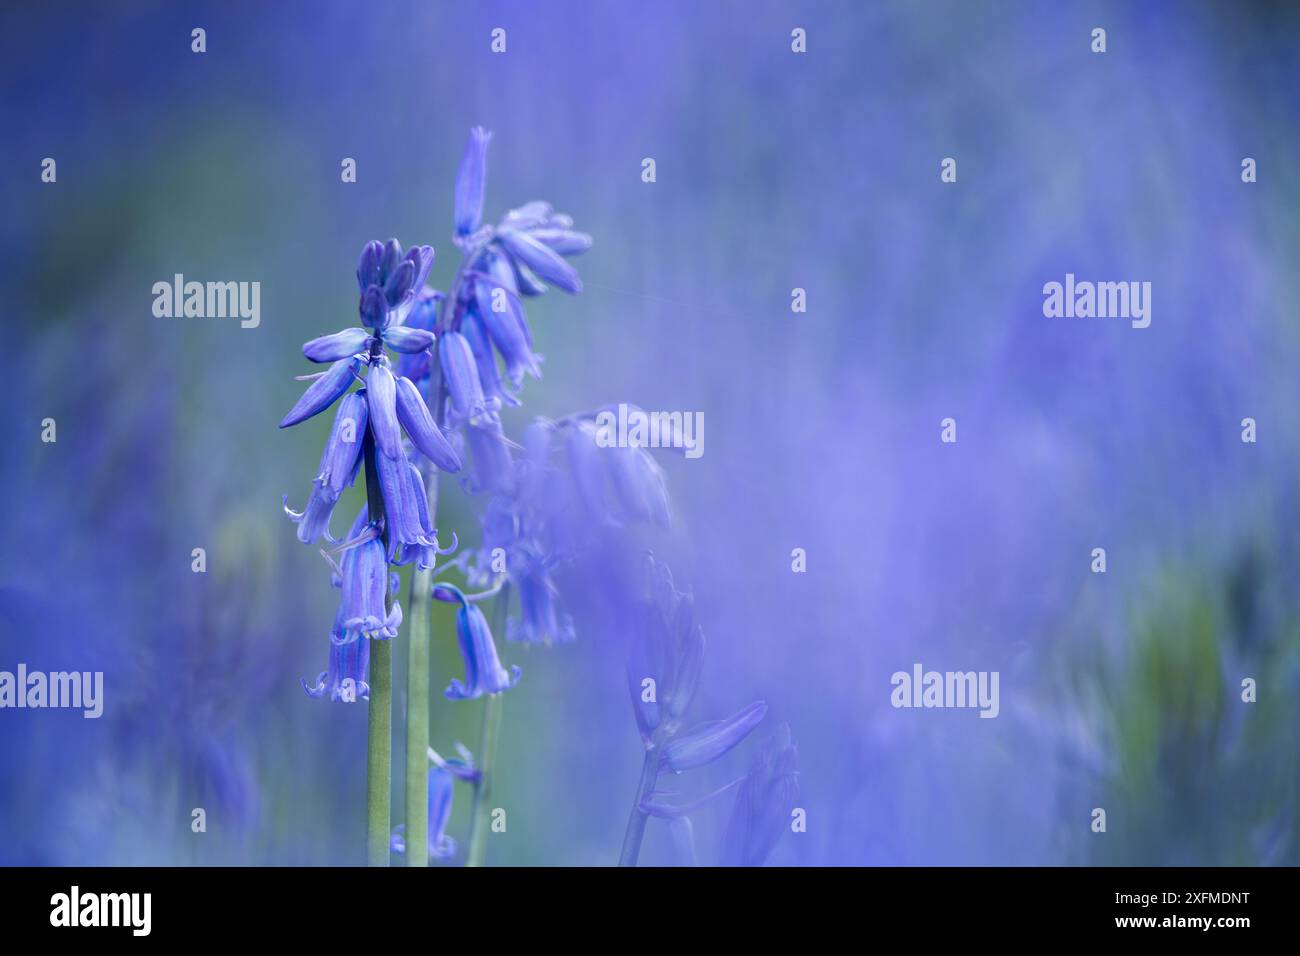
xmin=404 ymin=460 xmax=439 ymax=867
xmin=618 ymin=747 xmax=660 ymax=867
xmin=466 ymin=583 xmax=510 ymax=867
xmin=363 ymin=428 xmax=392 ymax=867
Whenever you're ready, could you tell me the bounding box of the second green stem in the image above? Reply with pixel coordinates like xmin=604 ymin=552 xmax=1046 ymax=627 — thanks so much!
xmin=465 ymin=584 xmax=509 ymax=867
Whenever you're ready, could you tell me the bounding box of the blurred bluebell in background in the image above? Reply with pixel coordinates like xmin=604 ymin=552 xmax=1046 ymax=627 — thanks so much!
xmin=1 ymin=0 xmax=1298 ymax=865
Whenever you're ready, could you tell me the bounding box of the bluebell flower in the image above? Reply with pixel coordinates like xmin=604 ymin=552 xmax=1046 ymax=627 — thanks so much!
xmin=473 ymin=274 xmax=540 ymax=388
xmin=564 ymin=420 xmax=611 ymax=523
xmin=627 ymin=557 xmax=705 ymax=742
xmin=390 ymin=767 xmax=457 ymax=861
xmin=394 ymin=375 xmax=460 ymax=472
xmin=390 ymin=746 xmax=478 ymax=861
xmin=278 ymin=357 xmax=359 ymax=428
xmin=495 ymin=227 xmax=582 ymax=294
xmin=606 ymin=445 xmax=671 ymax=528
xmin=356 ymin=239 xmax=435 ymax=328
xmin=433 ymin=129 xmax=590 ymax=413
xmin=462 ymin=413 xmax=516 ymax=496
xmin=460 ymin=309 xmax=519 ymax=409
xmin=373 ymin=442 xmax=453 ymax=570
xmin=382 ymin=325 xmax=435 ymax=354
xmin=365 ymin=361 xmax=402 ymax=459
xmin=282 ymin=391 xmax=368 ymax=543
xmin=435 ymin=585 xmax=520 ymax=700
xmin=720 ymin=724 xmax=800 ymax=866
xmin=660 ymin=701 xmax=768 ymax=773
xmin=526 ymin=227 xmax=594 ymax=256
xmin=624 ymin=554 xmax=762 ymax=771
xmin=454 ymin=127 xmax=492 ymax=238
xmin=302 ymin=327 xmax=371 ymax=363
xmin=463 ymin=494 xmax=519 ymax=589
xmin=393 ymin=288 xmax=441 ymax=383
xmin=302 ymin=608 xmax=370 ymax=702
xmin=281 ymin=243 xmax=462 ymax=482
xmin=507 ymin=547 xmax=575 ymax=646
xmin=336 ymin=532 xmax=402 ymax=642
xmin=619 ymin=556 xmax=772 ymax=867
xmin=438 ymin=330 xmax=488 ymax=424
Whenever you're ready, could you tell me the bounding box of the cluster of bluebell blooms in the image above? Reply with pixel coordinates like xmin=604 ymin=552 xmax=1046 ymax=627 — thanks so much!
xmin=391 ymin=746 xmax=478 ymax=862
xmin=623 ymin=556 xmax=800 ymax=865
xmin=281 ymin=237 xmax=460 ymax=702
xmin=281 ymin=127 xmax=791 ymax=864
xmin=451 ymin=410 xmax=672 ymax=648
xmin=282 ymin=126 xmax=604 ymax=858
xmin=283 ymin=124 xmax=598 ymax=705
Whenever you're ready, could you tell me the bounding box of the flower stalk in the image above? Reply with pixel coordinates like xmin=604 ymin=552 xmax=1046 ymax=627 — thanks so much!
xmin=466 ymin=583 xmax=510 ymax=867
xmin=618 ymin=747 xmax=659 ymax=867
xmin=404 ymin=512 xmax=434 ymax=866
xmin=405 ymin=374 xmax=444 ymax=866
xmin=363 ymin=427 xmax=393 ymax=867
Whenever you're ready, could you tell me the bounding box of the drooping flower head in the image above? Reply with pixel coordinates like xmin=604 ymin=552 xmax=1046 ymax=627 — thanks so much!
xmin=390 ymin=747 xmax=477 ymax=862
xmin=433 ymin=583 xmax=521 ymax=700
xmin=627 ymin=556 xmax=704 ymax=743
xmin=281 ymin=240 xmax=462 ymax=562
xmin=720 ymin=724 xmax=801 ymax=866
xmin=425 ymin=129 xmax=592 ymax=434
xmin=452 ymin=413 xmax=673 ymax=647
xmin=625 ymin=555 xmax=766 ymax=765
xmin=301 ymin=607 xmax=370 ymax=702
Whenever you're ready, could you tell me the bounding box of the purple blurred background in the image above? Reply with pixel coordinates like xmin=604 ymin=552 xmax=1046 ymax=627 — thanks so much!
xmin=2 ymin=0 xmax=1298 ymax=865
